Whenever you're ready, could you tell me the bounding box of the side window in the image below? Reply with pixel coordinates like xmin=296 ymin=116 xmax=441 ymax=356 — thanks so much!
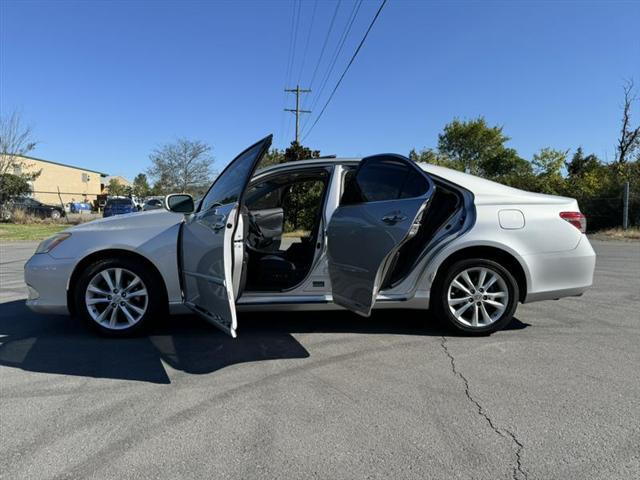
xmin=200 ymin=141 xmax=264 ymax=212
xmin=245 ymin=184 xmax=282 ymax=210
xmin=341 ymin=159 xmax=429 ymax=205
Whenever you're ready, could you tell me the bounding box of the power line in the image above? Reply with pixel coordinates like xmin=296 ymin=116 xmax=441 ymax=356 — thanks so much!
xmin=279 ymin=0 xmax=301 ymax=143
xmin=296 ymin=0 xmax=318 ymax=85
xmin=305 ymin=1 xmax=341 ymax=92
xmin=302 ymin=0 xmax=363 ymax=132
xmin=302 ymin=0 xmax=388 ymax=141
xmin=284 ymin=0 xmax=303 ymax=142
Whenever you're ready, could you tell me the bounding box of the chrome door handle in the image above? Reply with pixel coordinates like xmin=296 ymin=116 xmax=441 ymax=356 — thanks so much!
xmin=381 ymin=214 xmax=406 ymax=224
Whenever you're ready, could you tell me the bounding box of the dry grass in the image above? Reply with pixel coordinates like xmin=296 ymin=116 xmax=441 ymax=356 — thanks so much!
xmin=6 ymin=209 xmax=97 ymax=226
xmin=592 ymin=227 xmax=640 ymax=241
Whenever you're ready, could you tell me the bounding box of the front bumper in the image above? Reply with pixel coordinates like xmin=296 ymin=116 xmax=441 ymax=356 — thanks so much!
xmin=522 ymin=235 xmax=596 ymax=303
xmin=24 ymin=253 xmax=75 ymax=315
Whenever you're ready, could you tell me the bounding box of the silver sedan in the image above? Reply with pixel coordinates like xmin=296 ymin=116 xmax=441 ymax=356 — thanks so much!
xmin=24 ymin=135 xmax=596 ymax=337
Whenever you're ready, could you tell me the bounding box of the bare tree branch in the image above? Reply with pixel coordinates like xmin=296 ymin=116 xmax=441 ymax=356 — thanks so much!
xmin=0 ymin=111 xmax=39 ymax=176
xmin=617 ymin=79 xmax=640 ymax=164
xmin=147 ymin=138 xmax=213 ymax=195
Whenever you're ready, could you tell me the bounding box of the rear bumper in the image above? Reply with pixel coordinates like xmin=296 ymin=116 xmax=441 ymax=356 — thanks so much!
xmin=24 ymin=253 xmax=74 ymax=315
xmin=522 ymin=235 xmax=596 ymax=303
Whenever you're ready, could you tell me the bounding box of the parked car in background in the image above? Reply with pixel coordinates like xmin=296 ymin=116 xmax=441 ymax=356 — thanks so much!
xmin=103 ymin=197 xmax=136 ymax=217
xmin=69 ymin=202 xmax=93 ymax=214
xmin=24 ymin=135 xmax=596 ymax=338
xmin=1 ymin=196 xmax=65 ymax=221
xmin=142 ymin=197 xmax=164 ymax=211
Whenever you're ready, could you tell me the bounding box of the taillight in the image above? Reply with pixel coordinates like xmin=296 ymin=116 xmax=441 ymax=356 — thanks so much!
xmin=560 ymin=212 xmax=586 ymax=233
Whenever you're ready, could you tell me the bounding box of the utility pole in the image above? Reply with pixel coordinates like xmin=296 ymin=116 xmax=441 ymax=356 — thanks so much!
xmin=284 ymin=85 xmax=311 ymax=144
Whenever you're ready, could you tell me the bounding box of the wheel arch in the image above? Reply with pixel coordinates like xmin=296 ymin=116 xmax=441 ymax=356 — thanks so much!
xmin=67 ymin=248 xmax=169 ymax=316
xmin=431 ymin=245 xmax=528 ymax=303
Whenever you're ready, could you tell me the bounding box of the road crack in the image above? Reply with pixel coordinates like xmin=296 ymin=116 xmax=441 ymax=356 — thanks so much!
xmin=440 ymin=336 xmax=528 ymax=480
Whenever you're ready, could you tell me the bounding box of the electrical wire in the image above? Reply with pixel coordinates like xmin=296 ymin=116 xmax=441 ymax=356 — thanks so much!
xmin=302 ymin=0 xmax=363 ymax=132
xmin=302 ymin=0 xmax=388 ymax=141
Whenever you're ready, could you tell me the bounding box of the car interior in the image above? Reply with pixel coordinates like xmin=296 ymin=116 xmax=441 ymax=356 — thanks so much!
xmin=240 ymin=167 xmax=330 ymax=292
xmin=339 ymin=165 xmax=464 ymax=289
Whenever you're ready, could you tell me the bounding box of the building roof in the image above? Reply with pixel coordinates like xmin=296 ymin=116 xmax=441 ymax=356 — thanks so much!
xmin=9 ymin=154 xmax=108 ymax=176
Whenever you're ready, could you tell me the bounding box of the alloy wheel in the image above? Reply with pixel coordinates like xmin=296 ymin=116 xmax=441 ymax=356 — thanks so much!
xmin=447 ymin=267 xmax=509 ymax=328
xmin=85 ymin=267 xmax=149 ymax=330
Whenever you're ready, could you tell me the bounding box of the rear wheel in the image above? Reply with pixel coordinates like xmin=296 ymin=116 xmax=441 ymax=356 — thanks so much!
xmin=50 ymin=209 xmax=61 ymax=220
xmin=435 ymin=258 xmax=518 ymax=335
xmin=74 ymin=258 xmax=165 ymax=336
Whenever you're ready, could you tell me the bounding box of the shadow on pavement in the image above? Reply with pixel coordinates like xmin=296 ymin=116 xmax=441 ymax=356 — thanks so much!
xmin=0 ymin=300 xmax=529 ymax=384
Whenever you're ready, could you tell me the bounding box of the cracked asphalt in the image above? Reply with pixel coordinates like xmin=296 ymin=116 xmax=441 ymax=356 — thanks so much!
xmin=1 ymin=239 xmax=639 ymax=479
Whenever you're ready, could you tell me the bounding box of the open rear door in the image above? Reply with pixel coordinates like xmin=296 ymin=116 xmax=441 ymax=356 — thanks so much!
xmin=327 ymin=154 xmax=435 ymax=316
xmin=180 ymin=135 xmax=272 ymax=337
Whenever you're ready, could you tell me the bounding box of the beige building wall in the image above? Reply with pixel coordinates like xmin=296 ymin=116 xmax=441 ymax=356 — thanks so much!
xmin=12 ymin=155 xmax=104 ymax=205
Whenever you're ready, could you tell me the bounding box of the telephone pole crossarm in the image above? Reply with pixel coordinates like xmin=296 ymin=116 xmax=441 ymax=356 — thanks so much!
xmin=284 ymin=85 xmax=312 ymax=144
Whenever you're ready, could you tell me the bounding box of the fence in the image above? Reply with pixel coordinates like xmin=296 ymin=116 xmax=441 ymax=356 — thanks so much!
xmin=578 ymin=182 xmax=639 ymax=231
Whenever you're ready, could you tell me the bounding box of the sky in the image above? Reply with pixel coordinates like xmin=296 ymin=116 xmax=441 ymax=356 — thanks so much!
xmin=1 ymin=0 xmax=639 ymax=181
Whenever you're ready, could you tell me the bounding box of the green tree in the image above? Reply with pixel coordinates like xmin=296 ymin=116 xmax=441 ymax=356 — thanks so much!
xmin=0 ymin=173 xmax=31 ymax=201
xmin=284 ymin=141 xmax=320 ymax=162
xmin=408 ymin=148 xmax=461 ymax=170
xmin=107 ymin=178 xmax=127 ymax=197
xmin=260 ymin=148 xmax=286 ymax=168
xmin=132 ymin=173 xmax=151 ymax=198
xmin=437 ymin=117 xmax=526 ymax=177
xmin=530 ymin=148 xmax=568 ymax=194
xmin=566 ymin=147 xmax=601 ymax=177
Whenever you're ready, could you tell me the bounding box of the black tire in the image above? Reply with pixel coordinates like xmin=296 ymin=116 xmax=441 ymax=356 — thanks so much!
xmin=433 ymin=258 xmax=519 ymax=335
xmin=50 ymin=209 xmax=61 ymax=220
xmin=74 ymin=257 xmax=166 ymax=337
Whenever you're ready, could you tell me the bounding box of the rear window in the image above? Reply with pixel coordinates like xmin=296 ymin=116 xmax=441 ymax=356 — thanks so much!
xmin=107 ymin=198 xmax=133 ymax=206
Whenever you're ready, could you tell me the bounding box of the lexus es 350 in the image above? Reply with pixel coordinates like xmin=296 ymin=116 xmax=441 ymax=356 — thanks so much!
xmin=24 ymin=135 xmax=596 ymax=337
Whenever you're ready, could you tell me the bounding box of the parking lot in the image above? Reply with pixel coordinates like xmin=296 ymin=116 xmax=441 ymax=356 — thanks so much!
xmin=0 ymin=239 xmax=638 ymax=479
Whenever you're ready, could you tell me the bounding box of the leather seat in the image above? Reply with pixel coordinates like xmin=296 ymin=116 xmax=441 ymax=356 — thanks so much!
xmin=258 ymin=255 xmax=296 ymax=286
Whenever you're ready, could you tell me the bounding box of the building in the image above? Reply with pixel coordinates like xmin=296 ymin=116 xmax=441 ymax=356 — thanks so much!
xmin=8 ymin=155 xmax=106 ymax=205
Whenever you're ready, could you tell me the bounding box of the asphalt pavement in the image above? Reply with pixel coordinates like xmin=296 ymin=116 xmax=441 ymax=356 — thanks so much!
xmin=0 ymin=239 xmax=638 ymax=480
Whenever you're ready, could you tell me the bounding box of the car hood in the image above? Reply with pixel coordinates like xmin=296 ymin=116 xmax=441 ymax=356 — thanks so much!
xmin=420 ymin=163 xmax=576 ymax=206
xmin=68 ymin=209 xmax=184 ymax=232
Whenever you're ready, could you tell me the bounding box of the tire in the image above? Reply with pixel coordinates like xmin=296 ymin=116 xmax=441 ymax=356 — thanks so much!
xmin=50 ymin=209 xmax=61 ymax=220
xmin=434 ymin=258 xmax=519 ymax=335
xmin=74 ymin=257 xmax=165 ymax=337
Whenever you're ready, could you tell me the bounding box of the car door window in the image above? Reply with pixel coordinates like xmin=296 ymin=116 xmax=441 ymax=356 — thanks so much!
xmin=201 ymin=141 xmax=266 ymax=212
xmin=341 ymin=159 xmax=429 ymax=205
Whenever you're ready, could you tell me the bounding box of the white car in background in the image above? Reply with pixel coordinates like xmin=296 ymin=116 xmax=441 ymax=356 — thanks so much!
xmin=24 ymin=135 xmax=596 ymax=337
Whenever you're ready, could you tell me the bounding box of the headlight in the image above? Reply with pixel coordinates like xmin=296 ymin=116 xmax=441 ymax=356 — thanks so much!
xmin=35 ymin=233 xmax=71 ymax=254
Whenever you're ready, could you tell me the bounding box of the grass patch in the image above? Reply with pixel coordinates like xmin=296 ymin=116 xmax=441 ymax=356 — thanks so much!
xmin=0 ymin=223 xmax=68 ymax=241
xmin=592 ymin=227 xmax=640 ymax=241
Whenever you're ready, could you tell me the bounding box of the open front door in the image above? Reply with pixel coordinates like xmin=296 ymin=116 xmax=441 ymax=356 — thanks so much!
xmin=180 ymin=135 xmax=272 ymax=337
xmin=327 ymin=154 xmax=435 ymax=316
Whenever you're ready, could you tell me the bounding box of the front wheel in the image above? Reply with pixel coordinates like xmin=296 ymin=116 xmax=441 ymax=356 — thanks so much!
xmin=434 ymin=258 xmax=519 ymax=335
xmin=74 ymin=258 xmax=165 ymax=336
xmin=50 ymin=209 xmax=61 ymax=220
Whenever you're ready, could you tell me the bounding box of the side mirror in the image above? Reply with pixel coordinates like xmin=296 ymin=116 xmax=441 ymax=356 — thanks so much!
xmin=165 ymin=194 xmax=195 ymax=214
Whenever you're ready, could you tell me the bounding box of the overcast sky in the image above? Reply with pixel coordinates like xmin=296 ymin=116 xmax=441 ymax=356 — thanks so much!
xmin=2 ymin=0 xmax=639 ymax=180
